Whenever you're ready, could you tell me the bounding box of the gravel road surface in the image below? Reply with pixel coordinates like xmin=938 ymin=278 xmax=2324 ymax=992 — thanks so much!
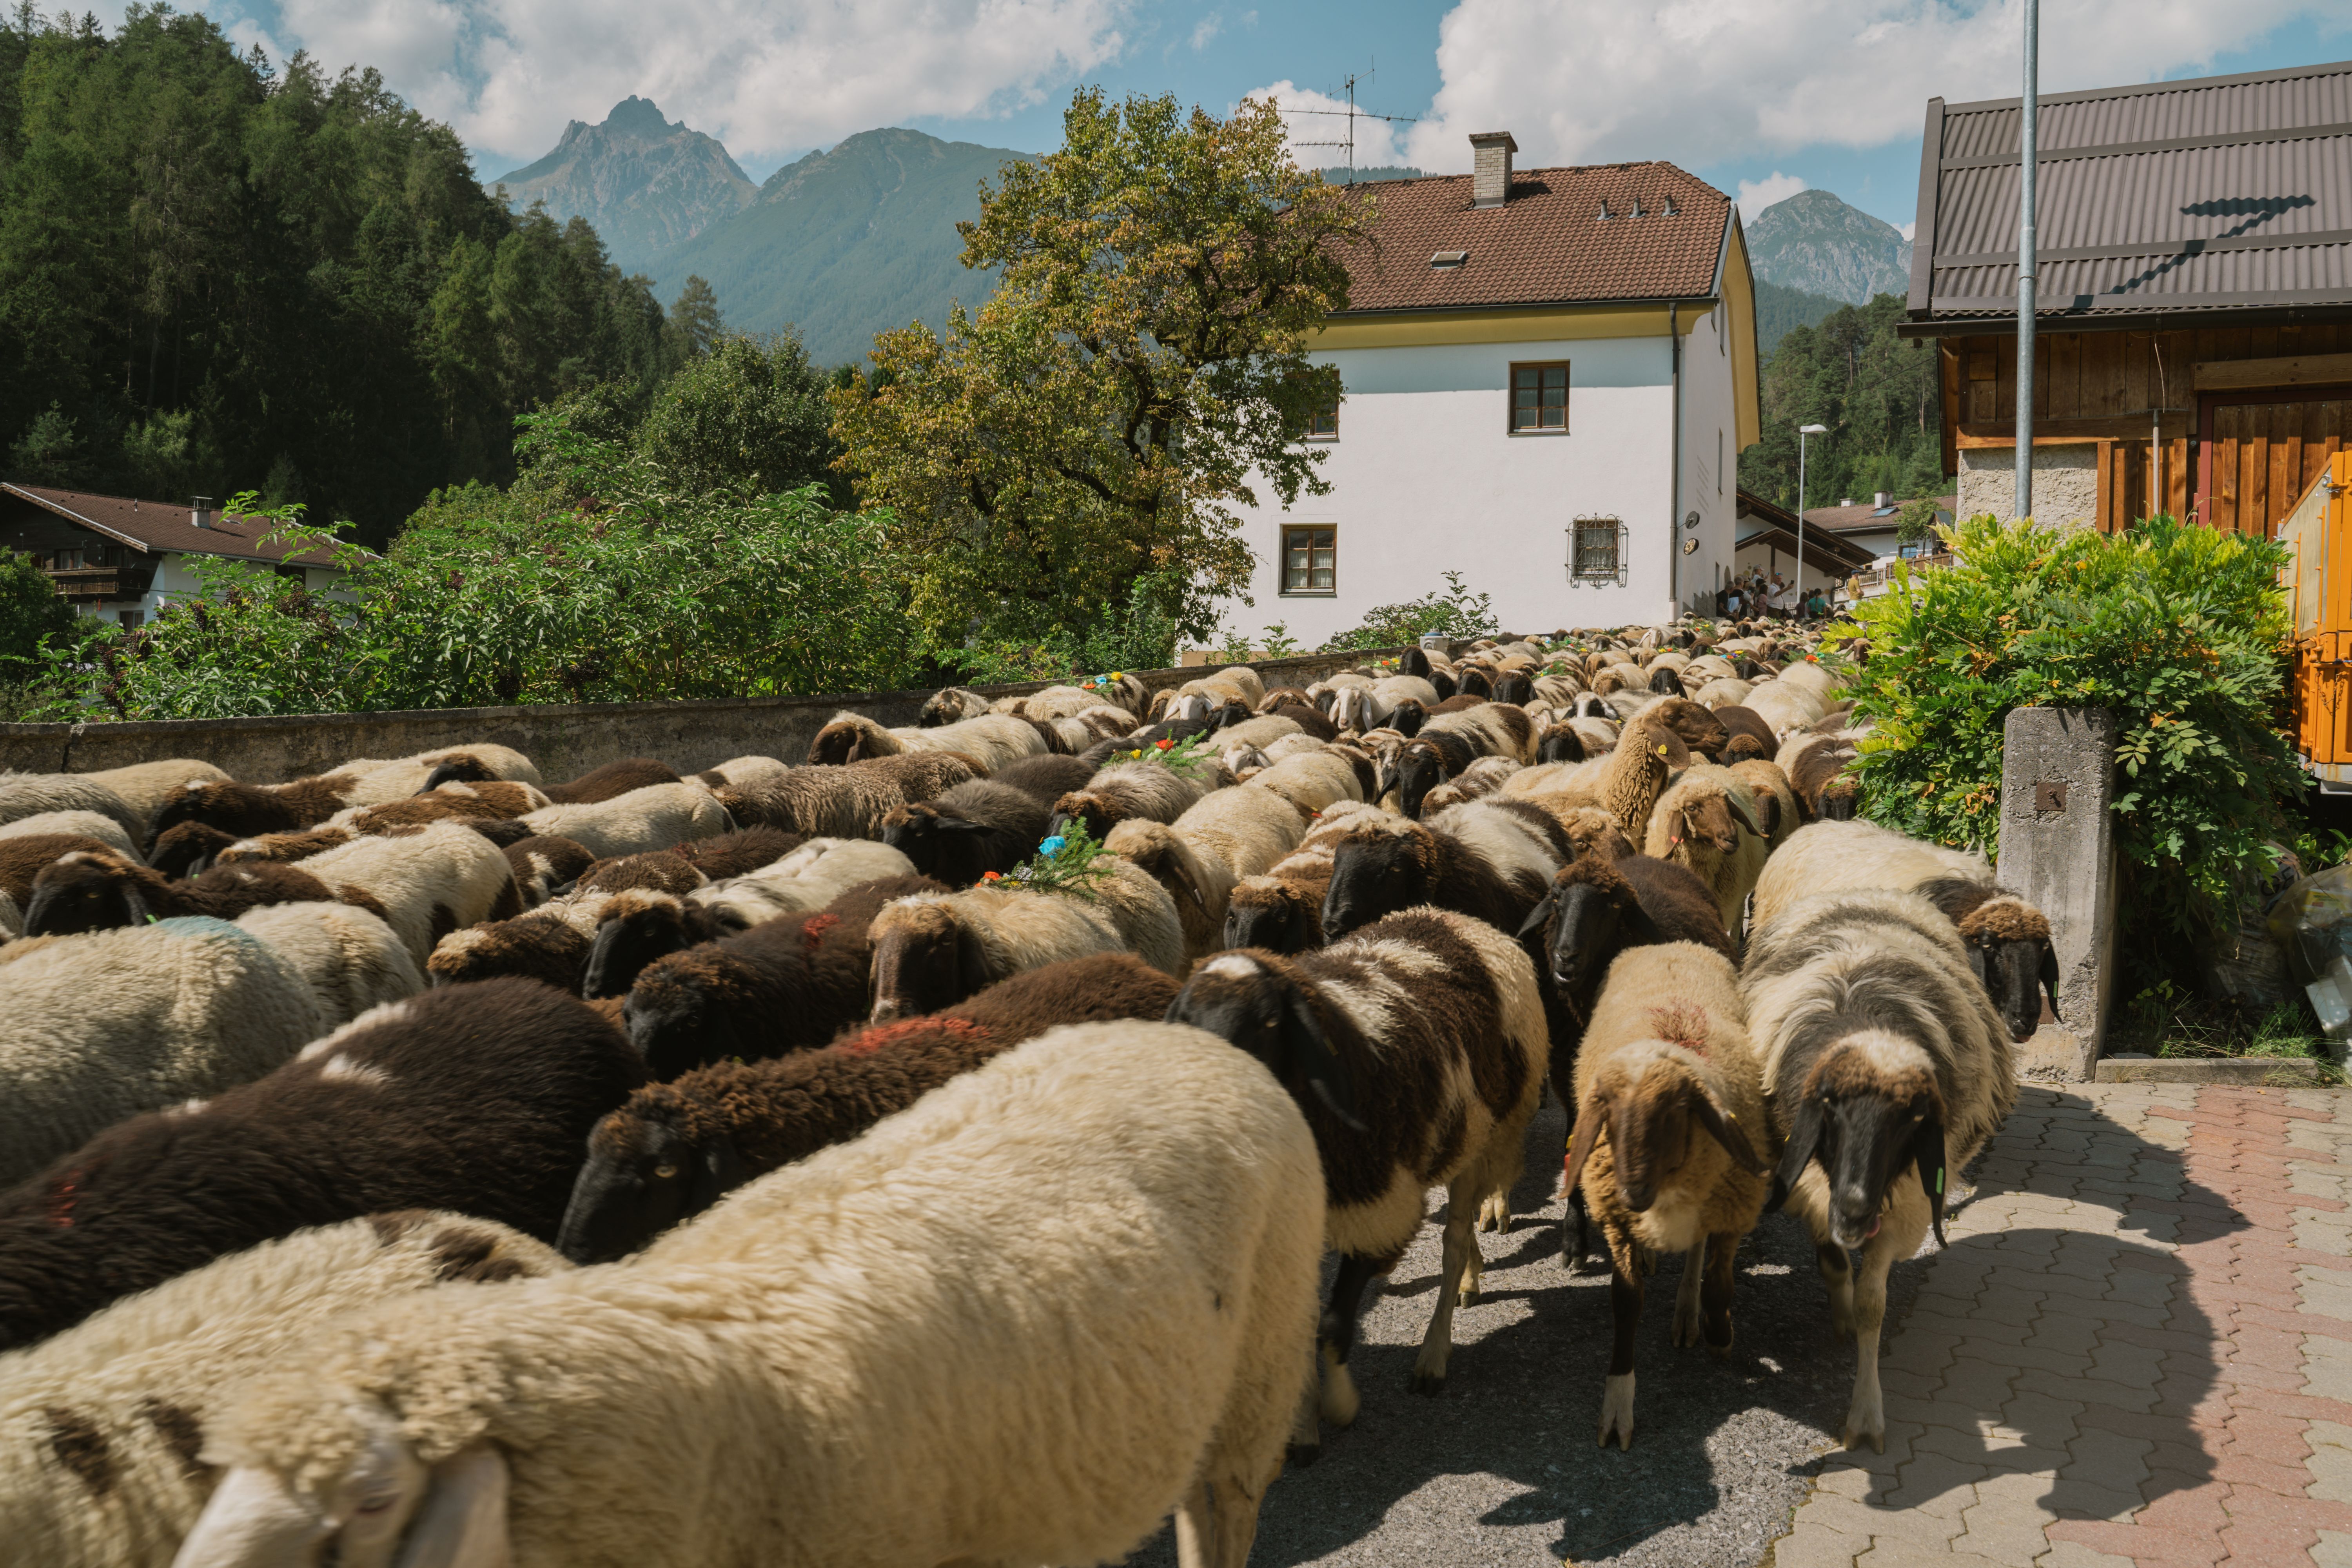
xmin=1131 ymin=1094 xmax=1941 ymax=1567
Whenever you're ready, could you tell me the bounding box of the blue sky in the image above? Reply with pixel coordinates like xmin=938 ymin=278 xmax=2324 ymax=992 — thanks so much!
xmin=166 ymin=2 xmax=2352 ymax=234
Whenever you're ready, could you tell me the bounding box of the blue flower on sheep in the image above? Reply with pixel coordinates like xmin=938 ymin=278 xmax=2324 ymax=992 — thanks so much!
xmin=1038 ymin=834 xmax=1068 ymax=858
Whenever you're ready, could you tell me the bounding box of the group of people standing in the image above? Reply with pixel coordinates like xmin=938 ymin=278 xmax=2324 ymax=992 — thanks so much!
xmin=1718 ymin=568 xmax=1830 ymax=622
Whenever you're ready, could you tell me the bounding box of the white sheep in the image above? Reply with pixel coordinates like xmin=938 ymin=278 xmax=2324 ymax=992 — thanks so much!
xmin=233 ymin=900 xmax=424 ymax=1026
xmin=0 ymin=809 xmax=141 ymax=860
xmin=1643 ymin=764 xmax=1771 ymax=938
xmin=519 ymin=781 xmax=733 ymax=860
xmin=688 ymin=836 xmax=916 ymax=928
xmin=297 ymin=819 xmax=523 ymax=967
xmin=1748 ymin=817 xmax=1990 ymax=938
xmin=1743 ymin=887 xmax=2018 ymax=1452
xmin=0 ymin=916 xmax=325 ymax=1187
xmin=172 ymin=1022 xmax=1324 ymax=1568
xmin=0 ymin=1212 xmax=566 ymax=1568
xmin=807 ymin=709 xmax=1048 ymax=771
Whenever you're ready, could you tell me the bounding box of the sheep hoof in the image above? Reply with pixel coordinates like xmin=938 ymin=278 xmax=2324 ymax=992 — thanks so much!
xmin=1319 ymin=1347 xmax=1361 ymax=1428
xmin=1410 ymin=1369 xmax=1447 ymax=1397
xmin=1843 ymin=1395 xmax=1886 ymax=1454
xmin=1597 ymin=1372 xmax=1636 ymax=1449
xmin=1706 ymin=1331 xmax=1735 ymax=1362
xmin=1286 ymin=1442 xmax=1322 ymax=1469
xmin=1671 ymin=1300 xmax=1703 ymax=1348
xmin=1476 ymin=1192 xmax=1511 ymax=1232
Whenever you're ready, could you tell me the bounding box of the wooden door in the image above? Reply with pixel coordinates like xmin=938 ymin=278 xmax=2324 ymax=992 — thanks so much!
xmin=2198 ymin=388 xmax=2352 ymax=536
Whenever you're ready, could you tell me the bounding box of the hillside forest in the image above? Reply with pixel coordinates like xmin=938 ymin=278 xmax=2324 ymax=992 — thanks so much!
xmin=1742 ymin=292 xmax=1951 ymax=512
xmin=0 ymin=5 xmax=720 ymax=545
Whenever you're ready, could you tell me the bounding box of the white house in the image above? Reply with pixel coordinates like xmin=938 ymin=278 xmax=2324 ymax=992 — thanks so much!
xmin=1221 ymin=134 xmax=1762 ymax=642
xmin=0 ymin=483 xmax=348 ymax=627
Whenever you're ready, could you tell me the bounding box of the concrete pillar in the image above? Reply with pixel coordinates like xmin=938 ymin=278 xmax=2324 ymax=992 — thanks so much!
xmin=1996 ymin=706 xmax=2118 ymax=1080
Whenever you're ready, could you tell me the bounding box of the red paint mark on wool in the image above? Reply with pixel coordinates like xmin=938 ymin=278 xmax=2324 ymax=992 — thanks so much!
xmin=48 ymin=1172 xmax=80 ymax=1228
xmin=1646 ymin=1004 xmax=1710 ymax=1056
xmin=800 ymin=914 xmax=840 ymax=953
xmin=839 ymin=1017 xmax=990 ymax=1056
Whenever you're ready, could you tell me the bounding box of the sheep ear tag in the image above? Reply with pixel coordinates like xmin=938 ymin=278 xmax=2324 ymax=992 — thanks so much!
xmin=1913 ymin=1112 xmax=1949 ymax=1248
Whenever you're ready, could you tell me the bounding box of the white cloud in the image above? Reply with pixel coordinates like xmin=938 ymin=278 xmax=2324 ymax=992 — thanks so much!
xmin=1405 ymin=0 xmax=2339 ymax=175
xmin=1243 ymin=79 xmax=1410 ymax=172
xmin=254 ymin=0 xmax=1134 ymax=169
xmin=1735 ymin=172 xmax=1808 ymax=221
xmin=1191 ymin=12 xmax=1222 ymax=51
xmin=1898 ymin=220 xmax=1917 ymax=242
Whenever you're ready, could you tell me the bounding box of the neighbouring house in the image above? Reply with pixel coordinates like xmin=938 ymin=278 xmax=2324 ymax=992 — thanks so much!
xmin=1903 ymin=58 xmax=2352 ymax=536
xmin=1219 ymin=132 xmax=1762 ymax=641
xmin=1799 ymin=491 xmax=1958 ymax=565
xmin=1731 ymin=489 xmax=1879 ymax=601
xmin=0 ymin=485 xmax=347 ymax=628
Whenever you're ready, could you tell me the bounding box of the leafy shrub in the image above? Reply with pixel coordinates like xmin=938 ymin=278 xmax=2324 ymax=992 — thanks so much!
xmin=1834 ymin=514 xmax=2303 ymax=928
xmin=1319 ymin=570 xmax=1497 ymax=652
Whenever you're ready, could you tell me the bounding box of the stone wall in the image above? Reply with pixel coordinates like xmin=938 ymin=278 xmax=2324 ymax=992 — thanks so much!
xmin=0 ymin=648 xmax=1408 ymax=784
xmin=1957 ymin=444 xmax=2099 ymax=527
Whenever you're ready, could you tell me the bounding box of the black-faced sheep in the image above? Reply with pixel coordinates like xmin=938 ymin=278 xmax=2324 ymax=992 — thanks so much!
xmin=543 ymin=756 xmax=683 ymax=802
xmin=0 ymin=832 xmax=118 ymax=908
xmin=684 ymin=835 xmax=919 ymax=930
xmin=518 ymin=780 xmax=733 ymax=859
xmin=623 ymin=874 xmax=944 ymax=1077
xmin=1742 ymin=887 xmax=2018 ymax=1451
xmin=1748 ymin=819 xmax=2058 ymax=1042
xmin=1727 ymin=758 xmax=1800 ymax=850
xmin=22 ymin=849 xmax=350 ymax=936
xmin=171 ymin=1024 xmax=1322 ymax=1568
xmin=425 ymin=888 xmax=617 ymax=993
xmin=713 ymin=750 xmax=979 ymax=838
xmin=1780 ymin=730 xmax=1863 ymax=821
xmin=559 ymin=951 xmax=1184 ymax=1262
xmin=881 ymin=778 xmax=1051 ymax=884
xmin=1218 ymin=803 xmax=1387 ymax=955
xmin=1563 ymin=942 xmax=1769 ymax=1448
xmin=0 ymin=915 xmax=327 ymax=1191
xmin=0 ymin=1211 xmax=567 ymax=1568
xmin=1389 ymin=703 xmax=1536 ymax=817
xmin=1167 ymin=907 xmax=1549 ymax=1441
xmin=1320 ymin=797 xmax=1570 ymax=942
xmin=807 ymin=708 xmax=1047 ymax=770
xmin=0 ymin=978 xmax=646 ymax=1350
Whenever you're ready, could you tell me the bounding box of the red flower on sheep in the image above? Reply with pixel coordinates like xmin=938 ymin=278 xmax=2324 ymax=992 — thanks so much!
xmin=981 ymin=871 xmax=1003 ymax=882
xmin=1154 ymin=738 xmax=1173 ymax=751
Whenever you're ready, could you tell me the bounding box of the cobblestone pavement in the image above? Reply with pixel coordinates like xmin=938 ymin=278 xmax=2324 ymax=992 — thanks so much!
xmin=1133 ymin=1081 xmax=2352 ymax=1566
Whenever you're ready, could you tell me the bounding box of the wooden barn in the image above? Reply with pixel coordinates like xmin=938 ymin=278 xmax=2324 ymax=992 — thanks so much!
xmin=1902 ymin=58 xmax=2352 ymax=536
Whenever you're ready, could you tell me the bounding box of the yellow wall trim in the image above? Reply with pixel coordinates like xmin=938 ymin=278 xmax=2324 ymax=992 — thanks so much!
xmin=1313 ymin=303 xmax=1709 ymax=352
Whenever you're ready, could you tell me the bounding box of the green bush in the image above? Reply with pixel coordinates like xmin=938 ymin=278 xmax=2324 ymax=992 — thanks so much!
xmin=1318 ymin=570 xmax=1497 ymax=653
xmin=1835 ymin=513 xmax=2303 ymax=928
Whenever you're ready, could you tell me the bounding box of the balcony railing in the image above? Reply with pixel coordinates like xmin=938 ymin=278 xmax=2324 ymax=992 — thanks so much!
xmin=45 ymin=565 xmax=154 ymax=601
xmin=1847 ymin=552 xmax=1956 ymax=593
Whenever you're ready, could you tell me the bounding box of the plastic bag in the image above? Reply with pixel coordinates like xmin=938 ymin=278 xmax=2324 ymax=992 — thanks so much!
xmin=2206 ymin=846 xmax=2302 ymax=1009
xmin=2267 ymin=860 xmax=2352 ymax=986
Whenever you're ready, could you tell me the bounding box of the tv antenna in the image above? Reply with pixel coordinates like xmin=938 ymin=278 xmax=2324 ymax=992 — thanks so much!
xmin=1279 ymin=68 xmax=1418 ymax=183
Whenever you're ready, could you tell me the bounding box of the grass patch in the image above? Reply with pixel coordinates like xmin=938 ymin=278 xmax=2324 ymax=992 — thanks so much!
xmin=2109 ymin=986 xmax=2332 ymax=1062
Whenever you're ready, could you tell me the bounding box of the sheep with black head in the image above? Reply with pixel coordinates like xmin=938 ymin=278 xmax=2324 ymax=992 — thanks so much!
xmin=1742 ymin=886 xmax=2018 ymax=1452
xmin=1165 ymin=907 xmax=1548 ymax=1446
xmin=24 ymin=849 xmax=349 ymax=937
xmin=881 ymin=778 xmax=1050 ymax=885
xmin=559 ymin=951 xmax=1182 ymax=1262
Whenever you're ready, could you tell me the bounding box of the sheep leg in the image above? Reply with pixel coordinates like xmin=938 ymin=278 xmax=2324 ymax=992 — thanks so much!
xmin=1599 ymin=1257 xmax=1642 ymax=1448
xmin=1702 ymin=1228 xmax=1740 ymax=1359
xmin=1174 ymin=1463 xmax=1266 ymax=1568
xmin=1410 ymin=1187 xmax=1481 ymax=1396
xmin=1844 ymin=1207 xmax=1920 ymax=1454
xmin=1319 ymin=1251 xmax=1388 ymax=1428
xmin=1671 ymin=1234 xmax=1708 ymax=1348
xmin=1815 ymin=1240 xmax=1856 ymax=1343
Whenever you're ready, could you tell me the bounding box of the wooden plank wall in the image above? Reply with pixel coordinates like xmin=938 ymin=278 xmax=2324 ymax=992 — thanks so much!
xmin=1949 ymin=323 xmax=2352 ymax=534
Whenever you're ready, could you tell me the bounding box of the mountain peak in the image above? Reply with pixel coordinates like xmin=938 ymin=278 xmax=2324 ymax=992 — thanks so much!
xmin=489 ymin=102 xmax=757 ymax=271
xmin=1745 ymin=189 xmax=1913 ymax=307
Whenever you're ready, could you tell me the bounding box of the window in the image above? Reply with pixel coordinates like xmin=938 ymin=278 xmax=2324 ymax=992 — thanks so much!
xmin=117 ymin=610 xmax=143 ymax=630
xmin=1282 ymin=526 xmax=1336 ymax=595
xmin=1570 ymin=516 xmax=1624 ymax=582
xmin=1510 ymin=362 xmax=1569 ymax=432
xmin=1305 ymin=397 xmax=1339 ymax=440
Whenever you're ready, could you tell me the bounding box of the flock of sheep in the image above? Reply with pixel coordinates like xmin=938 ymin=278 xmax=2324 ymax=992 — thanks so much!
xmin=0 ymin=622 xmax=2062 ymax=1568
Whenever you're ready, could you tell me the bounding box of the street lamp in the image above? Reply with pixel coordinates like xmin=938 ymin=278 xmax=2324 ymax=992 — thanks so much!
xmin=1796 ymin=424 xmax=1828 ymax=619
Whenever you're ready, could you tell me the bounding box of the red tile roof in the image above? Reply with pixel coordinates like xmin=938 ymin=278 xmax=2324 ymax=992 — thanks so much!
xmin=1331 ymin=162 xmax=1734 ymax=314
xmin=0 ymin=484 xmax=346 ymax=568
xmin=1800 ymin=495 xmax=1957 ymax=534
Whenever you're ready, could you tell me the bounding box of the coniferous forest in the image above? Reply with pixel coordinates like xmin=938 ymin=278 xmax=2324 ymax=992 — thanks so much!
xmin=1741 ymin=293 xmax=1950 ymax=512
xmin=0 ymin=4 xmax=715 ymax=545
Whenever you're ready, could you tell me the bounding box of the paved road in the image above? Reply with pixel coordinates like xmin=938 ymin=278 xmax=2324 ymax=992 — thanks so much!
xmin=1131 ymin=1093 xmax=1929 ymax=1566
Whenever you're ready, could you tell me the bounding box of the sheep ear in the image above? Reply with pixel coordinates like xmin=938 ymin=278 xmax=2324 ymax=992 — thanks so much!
xmin=1285 ymin=986 xmax=1365 ymax=1132
xmin=1913 ymin=1107 xmax=1949 ymax=1249
xmin=956 ymin=921 xmax=993 ymax=1003
xmin=1516 ymin=885 xmax=1559 ymax=940
xmin=120 ymin=880 xmax=150 ymax=926
xmin=391 ymin=1443 xmax=510 ymax=1568
xmin=938 ymin=817 xmax=994 ymax=835
xmin=1724 ymin=793 xmax=1764 ymax=840
xmin=1690 ymin=1087 xmax=1768 ymax=1175
xmin=1754 ymin=791 xmax=1781 ymax=839
xmin=1769 ymin=1094 xmax=1825 ymax=1213
xmin=1965 ymin=942 xmax=1987 ymax=986
xmin=683 ymin=1134 xmax=745 ymax=1218
xmin=1563 ymin=1092 xmax=1608 ymax=1197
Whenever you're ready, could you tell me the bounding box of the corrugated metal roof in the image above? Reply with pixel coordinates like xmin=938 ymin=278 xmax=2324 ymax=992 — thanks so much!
xmin=1909 ymin=59 xmax=2352 ymax=325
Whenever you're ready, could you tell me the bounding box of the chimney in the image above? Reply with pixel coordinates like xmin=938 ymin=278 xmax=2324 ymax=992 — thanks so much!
xmin=1468 ymin=131 xmax=1517 ymax=209
xmin=1874 ymin=491 xmax=1893 ymax=508
xmin=190 ymin=495 xmax=213 ymax=530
